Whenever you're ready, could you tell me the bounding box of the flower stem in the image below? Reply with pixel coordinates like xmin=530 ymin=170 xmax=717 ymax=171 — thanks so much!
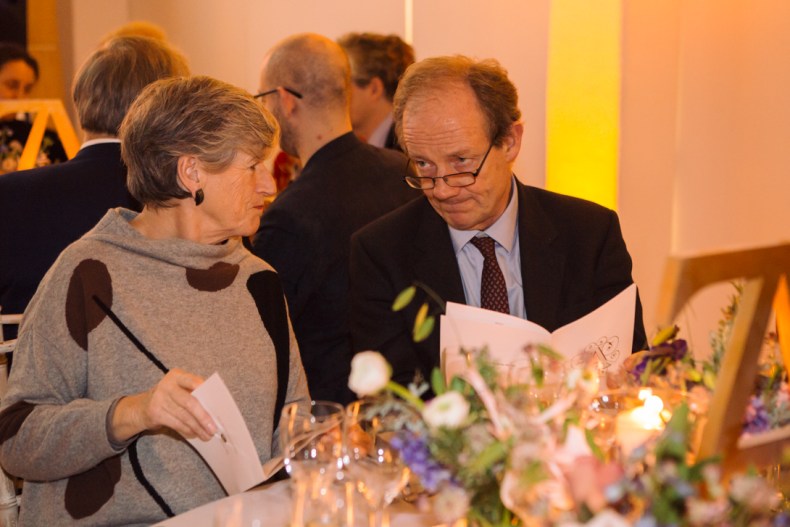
xmin=386 ymin=381 xmax=425 ymax=410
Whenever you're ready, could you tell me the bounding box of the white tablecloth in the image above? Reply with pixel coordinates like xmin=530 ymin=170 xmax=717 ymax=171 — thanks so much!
xmin=155 ymin=479 xmax=439 ymax=527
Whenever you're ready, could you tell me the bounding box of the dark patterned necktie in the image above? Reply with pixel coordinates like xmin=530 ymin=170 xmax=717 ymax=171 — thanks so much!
xmin=469 ymin=235 xmax=510 ymax=314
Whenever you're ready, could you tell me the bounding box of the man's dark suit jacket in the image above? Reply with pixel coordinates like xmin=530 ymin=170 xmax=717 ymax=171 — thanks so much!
xmin=0 ymin=142 xmax=138 ymax=338
xmin=383 ymin=123 xmax=403 ymax=152
xmin=252 ymin=132 xmax=418 ymax=403
xmin=350 ymin=179 xmax=647 ymax=387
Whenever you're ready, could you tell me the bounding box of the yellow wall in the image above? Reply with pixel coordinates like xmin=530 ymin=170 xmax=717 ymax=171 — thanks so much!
xmin=545 ymin=0 xmax=621 ymax=211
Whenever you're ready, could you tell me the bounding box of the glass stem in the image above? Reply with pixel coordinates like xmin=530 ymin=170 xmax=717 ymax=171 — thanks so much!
xmin=368 ymin=507 xmax=389 ymax=527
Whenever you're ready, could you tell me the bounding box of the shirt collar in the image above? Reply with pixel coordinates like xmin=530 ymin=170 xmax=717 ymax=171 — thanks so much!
xmin=367 ymin=113 xmax=394 ymax=148
xmin=80 ymin=137 xmax=121 ymax=150
xmin=449 ymin=176 xmax=519 ymax=254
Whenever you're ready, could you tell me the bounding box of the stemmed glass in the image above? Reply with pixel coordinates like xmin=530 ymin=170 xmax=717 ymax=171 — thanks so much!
xmin=280 ymin=400 xmax=345 ymax=527
xmin=345 ymin=400 xmax=411 ymax=527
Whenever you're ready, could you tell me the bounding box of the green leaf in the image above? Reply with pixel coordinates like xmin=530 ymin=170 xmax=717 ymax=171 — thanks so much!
xmin=412 ymin=302 xmax=429 ymax=334
xmin=413 ymin=315 xmax=435 ymax=342
xmin=536 ymin=343 xmax=563 ymax=361
xmin=585 ymin=427 xmax=605 ymax=461
xmin=391 ymin=286 xmax=416 ymax=311
xmin=702 ymin=369 xmax=718 ymax=390
xmin=519 ymin=459 xmax=549 ymax=486
xmin=651 ymin=325 xmax=679 ymax=347
xmin=431 ymin=368 xmax=446 ymax=396
xmin=468 ymin=440 xmax=509 ymax=476
xmin=531 ymin=362 xmax=544 ymax=387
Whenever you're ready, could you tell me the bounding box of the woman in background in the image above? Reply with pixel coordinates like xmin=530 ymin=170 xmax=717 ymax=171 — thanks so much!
xmin=0 ymin=43 xmax=67 ymax=173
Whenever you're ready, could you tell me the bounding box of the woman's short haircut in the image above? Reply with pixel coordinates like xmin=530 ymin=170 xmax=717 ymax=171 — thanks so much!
xmin=0 ymin=43 xmax=38 ymax=80
xmin=120 ymin=75 xmax=279 ymax=208
xmin=72 ymin=36 xmax=189 ymax=136
xmin=393 ymin=55 xmax=521 ymax=148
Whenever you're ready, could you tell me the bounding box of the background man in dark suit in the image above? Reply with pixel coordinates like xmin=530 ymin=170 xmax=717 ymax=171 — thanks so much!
xmin=350 ymin=56 xmax=646 ymax=387
xmin=252 ymin=33 xmax=416 ymax=403
xmin=337 ymin=32 xmax=414 ymax=152
xmin=0 ymin=36 xmax=189 ymax=337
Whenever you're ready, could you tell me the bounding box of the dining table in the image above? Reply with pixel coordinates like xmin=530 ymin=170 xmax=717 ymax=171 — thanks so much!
xmin=155 ymin=478 xmax=443 ymax=527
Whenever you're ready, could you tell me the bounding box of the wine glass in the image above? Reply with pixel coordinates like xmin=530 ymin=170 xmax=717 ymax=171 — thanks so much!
xmin=345 ymin=400 xmax=411 ymax=527
xmin=279 ymin=400 xmax=345 ymax=527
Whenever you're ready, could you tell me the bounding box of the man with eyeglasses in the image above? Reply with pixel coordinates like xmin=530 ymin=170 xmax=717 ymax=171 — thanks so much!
xmin=251 ymin=33 xmax=417 ymax=404
xmin=350 ymin=56 xmax=646 ymax=389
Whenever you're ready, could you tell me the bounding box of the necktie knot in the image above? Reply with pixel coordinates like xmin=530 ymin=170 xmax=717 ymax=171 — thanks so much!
xmin=470 ymin=235 xmax=497 ymax=258
xmin=469 ymin=235 xmax=510 ymax=314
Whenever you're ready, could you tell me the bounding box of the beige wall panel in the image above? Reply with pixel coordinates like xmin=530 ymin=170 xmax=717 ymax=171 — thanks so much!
xmin=619 ymin=0 xmax=681 ymax=337
xmin=412 ymin=0 xmax=550 ymax=189
xmin=129 ymin=0 xmax=406 ymax=93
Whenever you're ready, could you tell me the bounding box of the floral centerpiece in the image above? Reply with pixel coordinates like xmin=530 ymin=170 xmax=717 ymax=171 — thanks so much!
xmin=346 ymin=285 xmax=789 ymax=526
xmin=626 ymin=283 xmax=790 ymax=436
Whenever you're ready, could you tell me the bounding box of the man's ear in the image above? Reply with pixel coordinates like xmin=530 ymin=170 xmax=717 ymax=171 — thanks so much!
xmin=501 ymin=121 xmax=524 ymax=163
xmin=368 ymin=76 xmax=385 ymax=101
xmin=176 ymin=155 xmax=200 ymax=193
xmin=279 ymin=86 xmax=299 ymax=116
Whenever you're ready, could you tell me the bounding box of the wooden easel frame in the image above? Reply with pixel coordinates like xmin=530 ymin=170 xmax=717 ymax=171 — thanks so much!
xmin=0 ymin=99 xmax=79 ymax=169
xmin=655 ymin=243 xmax=790 ymax=473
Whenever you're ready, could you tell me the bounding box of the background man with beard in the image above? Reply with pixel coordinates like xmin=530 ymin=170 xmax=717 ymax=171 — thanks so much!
xmin=252 ymin=33 xmax=416 ymax=403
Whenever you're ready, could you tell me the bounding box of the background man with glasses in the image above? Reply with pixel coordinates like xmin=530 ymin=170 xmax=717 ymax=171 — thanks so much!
xmin=252 ymin=33 xmax=416 ymax=404
xmin=350 ymin=55 xmax=646 ymax=389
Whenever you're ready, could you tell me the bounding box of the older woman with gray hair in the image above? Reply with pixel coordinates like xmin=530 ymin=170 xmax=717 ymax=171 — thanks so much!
xmin=0 ymin=75 xmax=309 ymax=525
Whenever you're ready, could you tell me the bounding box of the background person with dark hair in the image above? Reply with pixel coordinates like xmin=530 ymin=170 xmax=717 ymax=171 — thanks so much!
xmin=337 ymin=32 xmax=414 ymax=151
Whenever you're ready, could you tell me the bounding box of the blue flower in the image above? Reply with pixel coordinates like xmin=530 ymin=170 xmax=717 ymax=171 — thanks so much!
xmin=744 ymin=395 xmax=771 ymax=434
xmin=391 ymin=431 xmax=452 ymax=493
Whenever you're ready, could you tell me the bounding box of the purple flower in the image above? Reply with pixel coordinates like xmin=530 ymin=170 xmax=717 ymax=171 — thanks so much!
xmin=743 ymin=395 xmax=771 ymax=434
xmin=391 ymin=431 xmax=452 ymax=493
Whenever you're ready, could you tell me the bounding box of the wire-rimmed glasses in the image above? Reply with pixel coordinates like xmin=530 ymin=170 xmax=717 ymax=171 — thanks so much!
xmin=254 ymin=86 xmax=303 ymax=99
xmin=404 ymin=143 xmax=493 ymax=190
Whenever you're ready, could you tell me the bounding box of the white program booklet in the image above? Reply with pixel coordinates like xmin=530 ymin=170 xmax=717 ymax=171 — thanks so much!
xmin=187 ymin=373 xmax=265 ymax=495
xmin=440 ymin=283 xmax=637 ymax=380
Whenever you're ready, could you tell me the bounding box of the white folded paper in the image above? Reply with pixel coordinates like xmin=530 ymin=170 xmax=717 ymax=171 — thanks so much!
xmin=187 ymin=373 xmax=265 ymax=495
xmin=440 ymin=284 xmax=637 ymax=380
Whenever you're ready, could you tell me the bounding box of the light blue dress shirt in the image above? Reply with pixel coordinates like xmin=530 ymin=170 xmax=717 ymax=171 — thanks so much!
xmin=448 ymin=177 xmax=526 ymax=319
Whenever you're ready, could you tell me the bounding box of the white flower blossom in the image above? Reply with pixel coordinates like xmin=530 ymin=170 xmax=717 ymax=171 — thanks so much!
xmin=729 ymin=474 xmax=781 ymax=511
xmin=422 ymin=391 xmax=469 ymax=429
xmin=348 ymin=351 xmax=391 ymax=397
xmin=432 ymin=485 xmax=469 ymax=523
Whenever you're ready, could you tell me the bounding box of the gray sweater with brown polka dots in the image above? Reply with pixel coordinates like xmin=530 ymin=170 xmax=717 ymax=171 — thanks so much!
xmin=0 ymin=208 xmax=310 ymax=526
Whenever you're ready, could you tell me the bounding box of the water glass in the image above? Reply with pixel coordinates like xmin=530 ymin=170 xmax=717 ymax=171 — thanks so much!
xmin=345 ymin=400 xmax=411 ymax=527
xmin=280 ymin=400 xmax=346 ymax=527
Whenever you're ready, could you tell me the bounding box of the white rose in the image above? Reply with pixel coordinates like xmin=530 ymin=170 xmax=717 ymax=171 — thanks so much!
xmin=348 ymin=351 xmax=391 ymax=397
xmin=422 ymin=391 xmax=469 ymax=429
xmin=432 ymin=485 xmax=469 ymax=524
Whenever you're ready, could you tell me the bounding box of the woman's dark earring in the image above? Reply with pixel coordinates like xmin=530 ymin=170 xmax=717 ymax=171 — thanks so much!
xmin=194 ymin=188 xmax=205 ymax=206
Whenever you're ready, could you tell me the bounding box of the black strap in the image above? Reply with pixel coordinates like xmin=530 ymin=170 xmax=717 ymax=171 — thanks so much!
xmin=246 ymin=271 xmax=290 ymax=431
xmin=129 ymin=439 xmax=174 ymax=518
xmin=92 ymin=295 xmax=169 ymax=374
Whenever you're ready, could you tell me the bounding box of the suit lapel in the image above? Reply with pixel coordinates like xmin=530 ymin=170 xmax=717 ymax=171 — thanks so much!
xmin=517 ymin=182 xmax=566 ymax=331
xmin=412 ymin=199 xmax=466 ymax=306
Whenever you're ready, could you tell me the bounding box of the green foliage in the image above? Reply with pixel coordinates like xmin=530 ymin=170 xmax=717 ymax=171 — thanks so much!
xmin=431 ymin=368 xmax=447 ymax=396
xmin=391 ymin=286 xmax=416 ymax=311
